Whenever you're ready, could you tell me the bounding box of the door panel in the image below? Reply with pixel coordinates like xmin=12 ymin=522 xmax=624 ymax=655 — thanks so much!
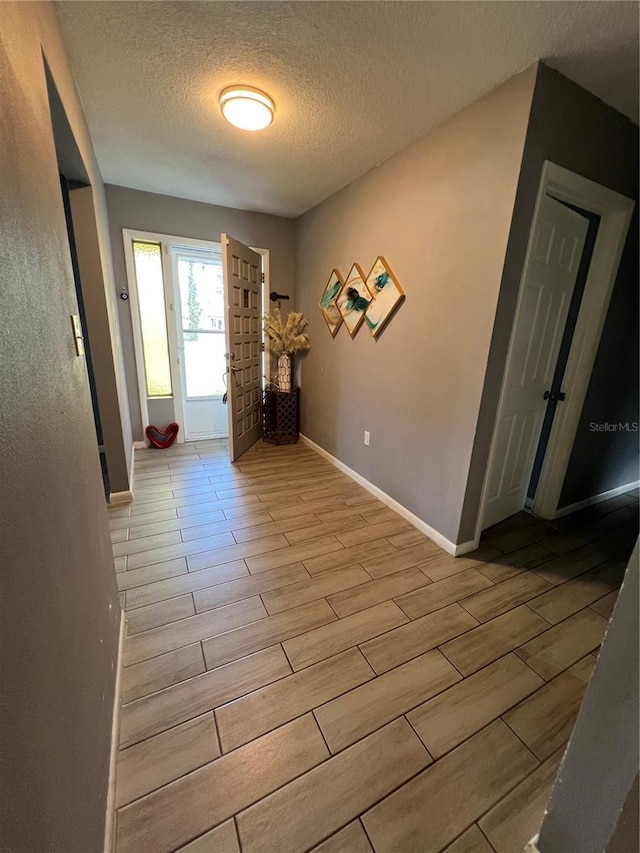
xmin=222 ymin=234 xmax=262 ymax=461
xmin=483 ymin=195 xmax=589 ymax=530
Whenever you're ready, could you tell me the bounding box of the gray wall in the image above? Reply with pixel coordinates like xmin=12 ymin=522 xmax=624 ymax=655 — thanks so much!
xmin=607 ymin=773 xmax=639 ymax=853
xmin=537 ymin=542 xmax=639 ymax=853
xmin=528 ymin=65 xmax=639 ymax=509
xmin=0 ymin=4 xmax=121 ymax=851
xmin=296 ymin=67 xmax=537 ymax=545
xmin=105 ymin=185 xmax=297 ymax=440
xmin=47 ymin=69 xmax=133 ymax=493
xmin=459 ymin=64 xmax=639 ymax=541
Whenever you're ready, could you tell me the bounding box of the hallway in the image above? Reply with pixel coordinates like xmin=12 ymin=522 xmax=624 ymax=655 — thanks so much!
xmin=109 ymin=440 xmax=637 ymax=853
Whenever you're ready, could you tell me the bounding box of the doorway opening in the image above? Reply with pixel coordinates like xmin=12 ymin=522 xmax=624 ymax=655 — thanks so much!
xmin=45 ymin=63 xmax=111 ymax=498
xmin=475 ymin=161 xmax=635 ymax=546
xmin=123 ymin=229 xmax=269 ymax=451
xmin=526 ymin=200 xmax=601 ymax=505
xmin=60 ymin=175 xmax=109 ymax=496
xmin=171 ymin=246 xmax=227 ymax=441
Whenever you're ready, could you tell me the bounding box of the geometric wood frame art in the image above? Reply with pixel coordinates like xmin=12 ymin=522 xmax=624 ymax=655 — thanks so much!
xmin=364 ymin=256 xmax=405 ymax=337
xmin=320 ymin=257 xmax=406 ymax=339
xmin=319 ymin=268 xmax=344 ymax=337
xmin=335 ymin=263 xmax=372 ymax=337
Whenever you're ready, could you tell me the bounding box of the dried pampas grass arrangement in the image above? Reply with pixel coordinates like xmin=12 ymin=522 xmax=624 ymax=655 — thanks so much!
xmin=264 ymin=308 xmax=311 ymax=392
xmin=264 ymin=308 xmax=311 ymax=355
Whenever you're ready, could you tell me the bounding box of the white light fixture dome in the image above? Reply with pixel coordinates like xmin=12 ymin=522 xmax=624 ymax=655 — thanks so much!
xmin=220 ymin=86 xmax=274 ymax=131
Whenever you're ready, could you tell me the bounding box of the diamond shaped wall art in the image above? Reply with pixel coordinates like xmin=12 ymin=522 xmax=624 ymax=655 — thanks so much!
xmin=364 ymin=256 xmax=405 ymax=337
xmin=336 ymin=263 xmax=372 ymax=337
xmin=319 ymin=269 xmax=344 ymax=337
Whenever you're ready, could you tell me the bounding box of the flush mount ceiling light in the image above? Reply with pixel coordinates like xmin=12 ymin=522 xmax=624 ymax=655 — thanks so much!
xmin=220 ymin=86 xmax=274 ymax=131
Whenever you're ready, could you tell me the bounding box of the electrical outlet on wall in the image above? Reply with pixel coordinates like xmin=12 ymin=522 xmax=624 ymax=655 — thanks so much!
xmin=364 ymin=431 xmax=370 ymax=446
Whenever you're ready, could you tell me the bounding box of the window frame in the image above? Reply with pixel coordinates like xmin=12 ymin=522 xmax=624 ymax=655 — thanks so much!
xmin=131 ymin=239 xmax=174 ymax=398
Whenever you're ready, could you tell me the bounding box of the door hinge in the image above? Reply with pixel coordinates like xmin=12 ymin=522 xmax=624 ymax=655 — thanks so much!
xmin=261 ymin=272 xmax=265 ymax=283
xmin=261 ymin=341 xmax=265 ymax=352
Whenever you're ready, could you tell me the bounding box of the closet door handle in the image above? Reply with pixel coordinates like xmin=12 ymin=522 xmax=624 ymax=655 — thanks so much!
xmin=544 ymin=390 xmax=566 ymax=402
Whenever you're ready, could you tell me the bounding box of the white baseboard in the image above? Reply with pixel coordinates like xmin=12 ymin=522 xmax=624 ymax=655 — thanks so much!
xmin=109 ymin=490 xmax=133 ymax=505
xmin=454 ymin=538 xmax=478 ymax=557
xmin=104 ymin=608 xmax=125 ymax=853
xmin=129 ymin=441 xmax=138 ymax=497
xmin=133 ymin=440 xmax=147 ymax=450
xmin=550 ymin=479 xmax=639 ymax=520
xmin=524 ymin=836 xmax=540 ymax=853
xmin=300 ymin=434 xmax=473 ymax=557
xmin=185 ymin=432 xmax=229 ymax=441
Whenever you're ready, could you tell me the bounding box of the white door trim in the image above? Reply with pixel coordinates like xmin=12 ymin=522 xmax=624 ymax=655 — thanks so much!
xmin=122 ymin=229 xmax=270 ymax=445
xmin=474 ymin=161 xmax=634 ymax=544
xmin=103 ymin=609 xmax=125 ymax=853
xmin=251 ymin=246 xmax=271 ymax=383
xmin=161 ymin=241 xmax=186 ymax=442
xmin=532 ymin=165 xmax=634 ymax=518
xmin=122 ymin=229 xmax=154 ymax=443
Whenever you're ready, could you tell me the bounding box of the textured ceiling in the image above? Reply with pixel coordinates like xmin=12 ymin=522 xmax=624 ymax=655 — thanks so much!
xmin=56 ymin=1 xmax=639 ymax=218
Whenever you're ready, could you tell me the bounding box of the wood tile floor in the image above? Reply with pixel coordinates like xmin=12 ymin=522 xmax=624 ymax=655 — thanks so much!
xmin=109 ymin=439 xmax=638 ymax=853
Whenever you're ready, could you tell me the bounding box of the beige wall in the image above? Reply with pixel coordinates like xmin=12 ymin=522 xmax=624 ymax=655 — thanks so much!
xmin=296 ymin=67 xmax=537 ymax=545
xmin=105 ymin=185 xmax=297 ymax=439
xmin=0 ymin=3 xmax=121 ymax=851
